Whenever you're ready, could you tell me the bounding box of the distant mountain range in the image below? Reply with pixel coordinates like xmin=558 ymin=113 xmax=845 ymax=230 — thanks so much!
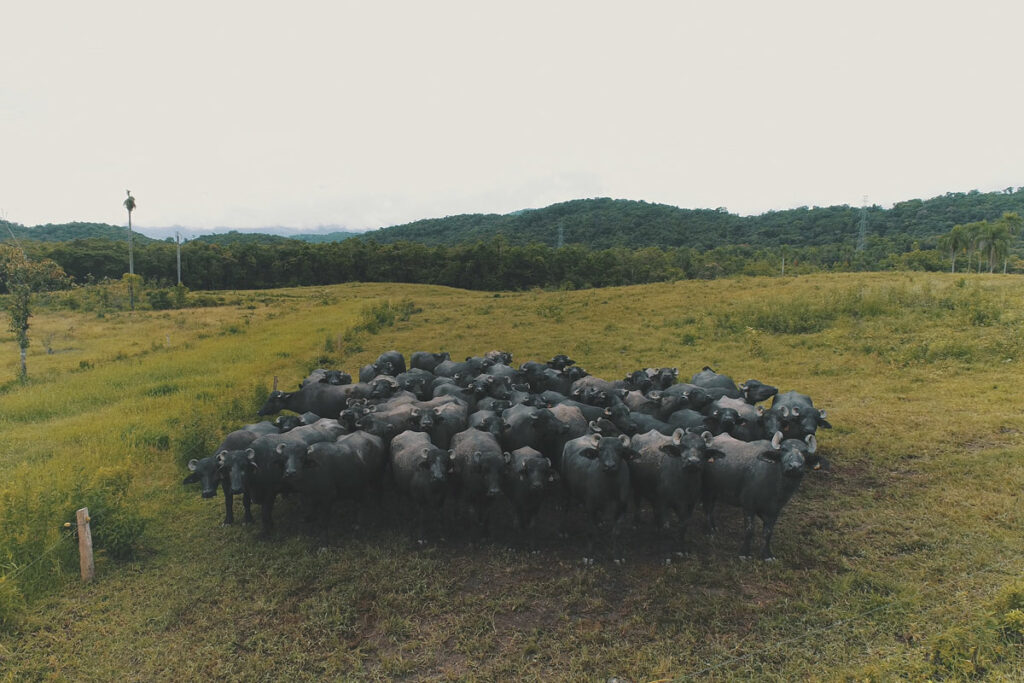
xmin=2 ymin=187 xmax=1022 ymax=251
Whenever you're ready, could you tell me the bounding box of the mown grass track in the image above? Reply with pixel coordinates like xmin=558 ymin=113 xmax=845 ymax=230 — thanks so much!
xmin=1 ymin=274 xmax=1023 ymax=680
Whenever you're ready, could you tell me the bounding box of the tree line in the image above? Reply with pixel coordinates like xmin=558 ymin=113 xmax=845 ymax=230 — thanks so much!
xmin=6 ymin=231 xmax=1015 ymax=296
xmin=937 ymin=212 xmax=1024 ymax=273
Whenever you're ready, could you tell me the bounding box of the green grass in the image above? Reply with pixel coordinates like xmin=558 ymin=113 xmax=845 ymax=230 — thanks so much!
xmin=1 ymin=273 xmax=1023 ymax=680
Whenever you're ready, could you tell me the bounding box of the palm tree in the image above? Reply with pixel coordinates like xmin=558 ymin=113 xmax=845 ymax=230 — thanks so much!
xmin=976 ymin=220 xmax=1011 ymax=273
xmin=997 ymin=212 xmax=1023 ymax=273
xmin=938 ymin=224 xmax=968 ymax=273
xmin=124 ymin=190 xmax=136 ymax=310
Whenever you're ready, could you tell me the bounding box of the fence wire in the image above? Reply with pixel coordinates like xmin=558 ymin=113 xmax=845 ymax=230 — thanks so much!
xmin=0 ymin=528 xmax=76 ymax=584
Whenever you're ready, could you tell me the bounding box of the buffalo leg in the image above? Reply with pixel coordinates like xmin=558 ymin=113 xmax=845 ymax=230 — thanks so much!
xmin=260 ymin=498 xmax=275 ymax=536
xmin=242 ymin=491 xmax=254 ymax=524
xmin=760 ymin=514 xmax=778 ymax=561
xmin=739 ymin=511 xmax=756 ymax=558
xmin=222 ymin=482 xmax=234 ymax=525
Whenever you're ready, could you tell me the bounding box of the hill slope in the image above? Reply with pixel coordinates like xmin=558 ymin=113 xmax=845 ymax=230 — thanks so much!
xmin=357 ymin=189 xmax=1024 ymax=249
xmin=3 ymin=186 xmax=1023 ymax=251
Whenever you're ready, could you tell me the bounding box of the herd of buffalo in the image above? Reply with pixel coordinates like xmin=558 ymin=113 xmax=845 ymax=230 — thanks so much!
xmin=184 ymin=350 xmax=832 ymax=561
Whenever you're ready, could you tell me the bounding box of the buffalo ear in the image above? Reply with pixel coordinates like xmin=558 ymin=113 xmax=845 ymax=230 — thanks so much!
xmin=780 ymin=406 xmax=790 ymax=419
xmin=818 ymin=410 xmax=833 ymax=429
xmin=756 ymin=405 xmax=765 ymax=416
xmin=805 ymin=434 xmax=818 ymax=454
xmin=671 ymin=428 xmax=684 ymax=445
xmin=588 ymin=420 xmax=602 ymax=434
xmin=618 ymin=434 xmax=631 ymax=448
xmin=590 ymin=434 xmax=601 ymax=448
xmin=771 ymin=431 xmax=783 ymax=450
xmin=275 ymin=443 xmax=287 ymax=455
xmin=245 ymin=448 xmax=258 ymax=469
xmin=471 ymin=451 xmax=482 ymax=468
xmin=701 ymin=430 xmax=714 ymax=447
xmin=503 ymin=451 xmax=513 ymax=466
xmin=704 ymin=448 xmax=726 ymax=464
xmin=187 ymin=459 xmax=199 ymax=472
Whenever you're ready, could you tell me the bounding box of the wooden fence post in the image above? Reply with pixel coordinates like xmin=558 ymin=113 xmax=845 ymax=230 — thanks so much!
xmin=76 ymin=507 xmax=94 ymax=582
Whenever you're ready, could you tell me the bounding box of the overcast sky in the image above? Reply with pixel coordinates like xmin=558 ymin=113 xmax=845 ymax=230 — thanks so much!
xmin=3 ymin=1 xmax=1022 ymax=235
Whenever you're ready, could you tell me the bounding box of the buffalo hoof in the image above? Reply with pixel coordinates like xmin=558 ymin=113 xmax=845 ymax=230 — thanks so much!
xmin=417 ymin=539 xmax=428 ymax=547
xmin=738 ymin=554 xmax=752 ymax=561
xmin=664 ymin=558 xmax=672 ymax=566
xmin=763 ymin=556 xmax=777 ymax=563
xmin=221 ymin=520 xmax=233 ymax=527
xmin=581 ymin=557 xmax=595 ymax=567
xmin=613 ymin=558 xmax=626 ymax=566
xmin=674 ymin=551 xmax=687 ymax=558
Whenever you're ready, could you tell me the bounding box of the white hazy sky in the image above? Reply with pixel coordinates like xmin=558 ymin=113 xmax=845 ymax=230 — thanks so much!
xmin=3 ymin=1 xmax=1022 ymax=234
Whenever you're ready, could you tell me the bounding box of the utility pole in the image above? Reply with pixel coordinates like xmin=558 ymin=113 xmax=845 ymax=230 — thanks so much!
xmin=175 ymin=231 xmax=182 ymax=285
xmin=124 ymin=190 xmax=136 ymax=310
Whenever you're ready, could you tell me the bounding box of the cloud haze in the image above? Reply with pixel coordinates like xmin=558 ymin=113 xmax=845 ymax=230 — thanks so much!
xmin=2 ymin=1 xmax=1022 ymax=233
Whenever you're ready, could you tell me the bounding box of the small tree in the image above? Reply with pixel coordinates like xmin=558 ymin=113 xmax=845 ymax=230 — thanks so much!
xmin=0 ymin=246 xmax=70 ymax=381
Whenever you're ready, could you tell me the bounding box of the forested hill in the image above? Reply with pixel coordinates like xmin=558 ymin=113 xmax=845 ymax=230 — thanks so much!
xmin=2 ymin=186 xmax=1022 ymax=250
xmin=0 ymin=221 xmax=158 ymax=245
xmin=356 ymin=189 xmax=1024 ymax=249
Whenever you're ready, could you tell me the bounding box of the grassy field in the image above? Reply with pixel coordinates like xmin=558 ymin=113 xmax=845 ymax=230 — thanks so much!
xmin=1 ymin=273 xmax=1023 ymax=680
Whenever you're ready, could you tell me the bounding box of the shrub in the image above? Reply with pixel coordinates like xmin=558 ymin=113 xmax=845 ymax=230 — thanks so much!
xmin=146 ymin=289 xmax=174 ymax=310
xmin=70 ymin=467 xmax=147 ymax=561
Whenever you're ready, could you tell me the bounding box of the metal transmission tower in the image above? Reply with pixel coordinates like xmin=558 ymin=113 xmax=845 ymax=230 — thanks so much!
xmin=856 ymin=195 xmax=868 ymax=251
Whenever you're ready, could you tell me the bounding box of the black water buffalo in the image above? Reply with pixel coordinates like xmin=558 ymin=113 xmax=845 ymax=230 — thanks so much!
xmin=702 ymin=432 xmax=828 ymax=560
xmin=467 ymin=409 xmax=504 ymax=437
xmin=419 ymin=400 xmax=469 ymax=450
xmin=396 ymin=368 xmax=435 ymax=401
xmin=354 ymin=401 xmax=424 ymax=445
xmin=258 ymin=383 xmax=371 ymax=419
xmin=740 ymin=379 xmax=778 ymax=405
xmin=410 ymin=351 xmax=450 ymax=373
xmin=234 ymin=420 xmax=348 ymax=533
xmin=287 ymin=431 xmax=386 ymax=541
xmin=301 ymin=368 xmax=352 ymax=387
xmin=501 ymin=446 xmax=554 ymax=535
xmin=763 ymin=391 xmax=832 ymax=440
xmin=703 ymin=396 xmax=767 ymax=442
xmin=434 ymin=356 xmax=494 ymax=382
xmin=628 ymin=429 xmax=721 ymax=554
xmin=184 ymin=456 xmax=253 ymax=526
xmin=449 ymin=428 xmax=506 ymax=537
xmin=390 ymin=430 xmax=451 ymax=542
xmin=659 ymin=383 xmax=711 ymax=411
xmin=375 ymin=350 xmax=407 ymax=376
xmin=560 ymin=433 xmax=636 ymax=560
